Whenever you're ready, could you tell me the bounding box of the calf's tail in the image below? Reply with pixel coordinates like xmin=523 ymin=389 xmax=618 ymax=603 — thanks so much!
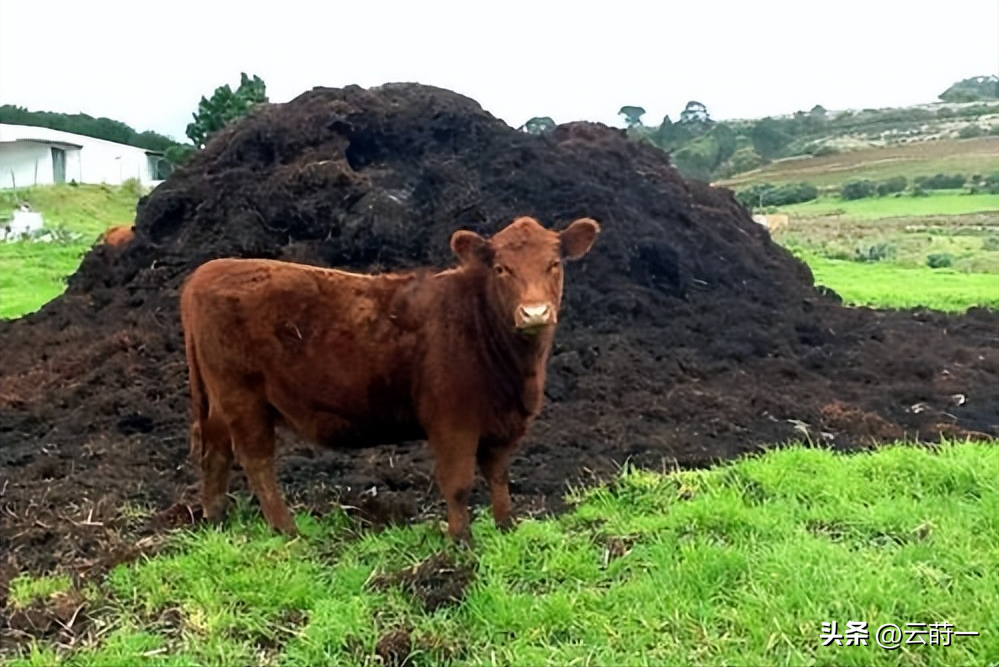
xmin=184 ymin=330 xmax=210 ymax=464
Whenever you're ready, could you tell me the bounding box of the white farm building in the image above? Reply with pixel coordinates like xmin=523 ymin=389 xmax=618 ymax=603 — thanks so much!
xmin=0 ymin=123 xmax=172 ymax=190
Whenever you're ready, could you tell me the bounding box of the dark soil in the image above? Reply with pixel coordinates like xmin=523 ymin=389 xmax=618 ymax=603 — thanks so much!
xmin=1 ymin=83 xmax=996 ymax=594
xmin=375 ymin=628 xmax=414 ymax=667
xmin=1 ymin=589 xmax=92 ymax=652
xmin=370 ymin=551 xmax=476 ymax=613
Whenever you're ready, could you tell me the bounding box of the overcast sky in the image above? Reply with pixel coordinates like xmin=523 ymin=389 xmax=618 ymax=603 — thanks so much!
xmin=1 ymin=0 xmax=996 ymax=142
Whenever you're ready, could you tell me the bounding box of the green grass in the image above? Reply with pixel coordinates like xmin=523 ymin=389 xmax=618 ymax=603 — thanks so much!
xmin=779 ymin=191 xmax=999 ymax=220
xmin=6 ymin=442 xmax=997 ymax=667
xmin=0 ymin=182 xmax=142 ymax=238
xmin=0 ymin=183 xmax=142 ymax=319
xmin=7 ymin=574 xmax=74 ymax=608
xmin=798 ymin=252 xmax=999 ymax=311
xmin=780 ymin=191 xmax=999 ymax=220
xmin=0 ymin=241 xmax=91 ymax=318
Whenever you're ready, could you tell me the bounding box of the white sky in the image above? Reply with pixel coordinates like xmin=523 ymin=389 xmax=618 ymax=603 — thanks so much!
xmin=1 ymin=0 xmax=997 ymax=142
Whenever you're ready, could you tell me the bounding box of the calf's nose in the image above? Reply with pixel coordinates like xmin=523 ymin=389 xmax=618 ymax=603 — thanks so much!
xmin=517 ymin=303 xmax=554 ymax=328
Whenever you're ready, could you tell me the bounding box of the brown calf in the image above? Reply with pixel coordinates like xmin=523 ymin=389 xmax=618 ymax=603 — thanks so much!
xmin=180 ymin=216 xmax=600 ymax=542
xmin=100 ymin=224 xmax=135 ymax=247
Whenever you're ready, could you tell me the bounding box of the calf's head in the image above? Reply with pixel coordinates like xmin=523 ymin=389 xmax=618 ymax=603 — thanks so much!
xmin=451 ymin=216 xmax=600 ymax=334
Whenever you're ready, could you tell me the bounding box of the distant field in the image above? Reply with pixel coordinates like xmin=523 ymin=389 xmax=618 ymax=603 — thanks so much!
xmin=799 ymin=252 xmax=999 ymax=311
xmin=0 ymin=183 xmax=141 ymax=319
xmin=718 ymin=137 xmax=999 ymax=189
xmin=779 ymin=191 xmax=999 ymax=220
xmin=0 ymin=241 xmax=90 ymax=319
xmin=0 ymin=183 xmax=140 ymax=237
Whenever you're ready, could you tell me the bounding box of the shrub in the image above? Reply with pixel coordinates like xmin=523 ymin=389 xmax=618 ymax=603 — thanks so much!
xmin=855 ymin=242 xmax=896 ymax=262
xmin=875 ymin=175 xmax=907 ymax=196
xmin=120 ymin=178 xmax=144 ymax=198
xmin=957 ymin=124 xmax=984 ymax=139
xmin=968 ymin=171 xmax=999 ymax=195
xmin=981 ymin=236 xmax=999 ymax=251
xmin=841 ymin=180 xmax=876 ymax=200
xmin=926 ymin=253 xmax=954 ymax=269
xmin=735 ymin=181 xmax=818 ymax=209
xmin=916 ymin=173 xmax=966 ymax=190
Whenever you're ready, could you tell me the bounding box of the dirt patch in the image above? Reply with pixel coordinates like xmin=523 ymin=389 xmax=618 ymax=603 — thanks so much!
xmin=0 ymin=83 xmax=996 ymax=583
xmin=601 ymin=535 xmax=640 ymax=569
xmin=370 ymin=626 xmax=462 ymax=667
xmin=375 ymin=627 xmax=414 ymax=667
xmin=371 ymin=552 xmax=476 ymax=613
xmin=820 ymin=401 xmax=905 ymax=443
xmin=1 ymin=590 xmax=92 ymax=652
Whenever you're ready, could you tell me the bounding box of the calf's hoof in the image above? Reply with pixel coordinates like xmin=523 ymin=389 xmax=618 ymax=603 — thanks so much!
xmin=448 ymin=526 xmax=475 ymax=550
xmin=271 ymin=518 xmax=299 ymax=537
xmin=495 ymin=516 xmax=517 ymax=534
xmin=201 ymin=503 xmax=228 ymax=527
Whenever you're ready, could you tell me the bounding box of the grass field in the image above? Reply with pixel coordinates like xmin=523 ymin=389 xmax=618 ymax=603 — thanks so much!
xmin=717 ymin=137 xmax=999 ymax=189
xmin=779 ymin=191 xmax=999 ymax=220
xmin=0 ymin=242 xmax=90 ymax=318
xmin=0 ymin=183 xmax=142 ymax=238
xmin=0 ymin=183 xmax=141 ymax=319
xmin=6 ymin=442 xmax=996 ymax=667
xmin=797 ymin=252 xmax=999 ymax=311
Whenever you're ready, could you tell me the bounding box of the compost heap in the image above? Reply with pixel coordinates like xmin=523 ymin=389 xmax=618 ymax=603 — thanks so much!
xmin=1 ymin=83 xmax=996 ymax=582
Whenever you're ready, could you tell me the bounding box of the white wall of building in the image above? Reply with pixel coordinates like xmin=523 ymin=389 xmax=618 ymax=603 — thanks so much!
xmin=0 ymin=141 xmax=52 ymax=189
xmin=0 ymin=124 xmax=166 ymax=189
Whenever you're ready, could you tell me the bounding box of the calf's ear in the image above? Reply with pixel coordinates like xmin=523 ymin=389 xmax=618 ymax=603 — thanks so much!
xmin=560 ymin=218 xmax=600 ymax=260
xmin=451 ymin=230 xmax=492 ymax=264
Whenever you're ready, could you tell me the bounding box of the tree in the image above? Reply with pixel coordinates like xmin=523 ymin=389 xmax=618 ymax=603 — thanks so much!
xmin=520 ymin=116 xmax=556 ymax=134
xmin=669 ymin=123 xmax=736 ymax=181
xmin=679 ymin=100 xmax=712 ymax=132
xmin=840 ymin=180 xmax=876 ymax=200
xmin=186 ymin=73 xmax=268 ymax=149
xmin=750 ymin=117 xmax=794 ymax=160
xmin=618 ymin=105 xmax=646 ymax=128
xmin=0 ymin=104 xmax=178 ymax=152
xmin=650 ymin=114 xmax=690 ymax=150
xmin=164 ymin=144 xmax=196 ymax=166
xmin=938 ymin=75 xmax=999 ymax=103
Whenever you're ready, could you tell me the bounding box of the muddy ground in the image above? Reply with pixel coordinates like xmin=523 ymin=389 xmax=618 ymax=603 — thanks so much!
xmin=1 ymin=84 xmax=996 ymax=607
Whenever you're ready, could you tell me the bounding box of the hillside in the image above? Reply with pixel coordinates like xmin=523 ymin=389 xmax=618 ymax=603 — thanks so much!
xmin=614 ymin=94 xmax=999 ymax=184
xmin=715 ymin=136 xmax=999 ymax=189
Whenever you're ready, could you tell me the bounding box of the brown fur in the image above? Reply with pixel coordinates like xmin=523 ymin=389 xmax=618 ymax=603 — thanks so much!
xmin=100 ymin=224 xmax=135 ymax=247
xmin=180 ymin=216 xmax=600 ymax=541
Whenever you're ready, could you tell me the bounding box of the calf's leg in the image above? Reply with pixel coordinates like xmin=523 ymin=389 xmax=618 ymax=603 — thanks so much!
xmin=226 ymin=404 xmax=297 ymax=535
xmin=477 ymin=441 xmax=516 ymax=531
xmin=429 ymin=431 xmax=477 ymax=545
xmin=198 ymin=412 xmax=234 ymax=523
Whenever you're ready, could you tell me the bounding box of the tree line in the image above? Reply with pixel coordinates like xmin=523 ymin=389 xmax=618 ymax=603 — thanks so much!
xmin=0 ymin=105 xmax=178 ymax=152
xmin=7 ymin=74 xmax=994 ymax=182
xmin=519 ymin=76 xmax=999 ymax=183
xmin=1 ymin=73 xmax=268 ymax=167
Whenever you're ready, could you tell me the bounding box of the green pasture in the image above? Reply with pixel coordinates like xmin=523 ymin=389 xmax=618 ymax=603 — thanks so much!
xmin=799 ymin=253 xmax=999 ymax=311
xmin=779 ymin=191 xmax=998 ymax=220
xmin=6 ymin=442 xmax=996 ymax=667
xmin=718 ymin=137 xmax=999 ymax=189
xmin=0 ymin=183 xmax=141 ymax=319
